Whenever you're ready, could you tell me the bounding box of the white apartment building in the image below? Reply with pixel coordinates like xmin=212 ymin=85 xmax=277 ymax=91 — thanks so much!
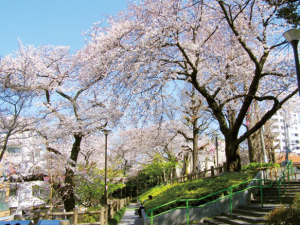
xmin=271 ymin=110 xmax=300 ymax=155
xmin=0 ymin=130 xmax=47 ymax=219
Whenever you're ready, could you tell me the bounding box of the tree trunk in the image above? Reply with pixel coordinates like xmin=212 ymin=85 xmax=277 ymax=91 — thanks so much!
xmin=62 ymin=168 xmax=76 ymax=212
xmin=225 ymin=141 xmax=241 ymax=172
xmin=247 ymin=135 xmax=255 ymax=163
xmin=62 ymin=133 xmax=82 ymax=211
xmin=184 ymin=154 xmax=189 ymax=175
xmin=0 ymin=130 xmax=11 ymax=162
xmin=271 ymin=148 xmax=276 ymax=163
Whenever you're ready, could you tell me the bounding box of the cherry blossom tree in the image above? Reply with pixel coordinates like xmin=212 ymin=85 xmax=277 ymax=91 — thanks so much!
xmin=85 ymin=0 xmax=298 ymax=171
xmin=177 ymin=85 xmax=214 ymax=173
xmin=0 ymin=86 xmax=36 ymax=162
xmin=0 ymin=42 xmax=124 ymax=211
xmin=110 ymin=122 xmax=186 ymax=180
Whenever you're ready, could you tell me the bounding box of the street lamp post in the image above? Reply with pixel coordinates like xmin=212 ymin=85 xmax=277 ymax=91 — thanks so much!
xmin=215 ymin=136 xmax=219 ymax=167
xmin=102 ymin=129 xmax=110 ymax=205
xmin=283 ymin=29 xmax=300 ymax=95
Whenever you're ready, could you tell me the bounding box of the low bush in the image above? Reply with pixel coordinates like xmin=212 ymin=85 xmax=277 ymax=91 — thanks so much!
xmin=78 ymin=206 xmax=100 ymax=223
xmin=242 ymin=162 xmax=280 ymax=171
xmin=265 ymin=194 xmax=300 ymax=225
xmin=108 ymin=206 xmax=127 ymax=225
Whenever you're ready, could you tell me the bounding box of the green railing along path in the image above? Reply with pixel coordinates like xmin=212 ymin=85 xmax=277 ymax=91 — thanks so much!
xmin=277 ymin=159 xmax=293 ymax=203
xmin=144 ymin=160 xmax=293 ymax=225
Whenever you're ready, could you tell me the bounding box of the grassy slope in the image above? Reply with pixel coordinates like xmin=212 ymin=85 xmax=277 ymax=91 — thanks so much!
xmin=139 ymin=171 xmax=257 ymax=213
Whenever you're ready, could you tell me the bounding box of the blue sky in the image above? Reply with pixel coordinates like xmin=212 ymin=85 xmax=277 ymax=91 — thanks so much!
xmin=0 ymin=0 xmax=128 ymax=56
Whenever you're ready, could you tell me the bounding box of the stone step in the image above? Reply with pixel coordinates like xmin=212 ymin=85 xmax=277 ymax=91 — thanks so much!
xmin=204 ymin=215 xmax=263 ymax=225
xmin=260 ymin=189 xmax=300 ymax=194
xmin=202 ymin=181 xmax=300 ymax=224
xmin=223 ymin=212 xmax=266 ymax=224
xmin=240 ymin=203 xmax=284 ymax=213
xmin=265 ymin=181 xmax=300 ymax=185
xmin=261 ymin=186 xmax=299 ymax=190
xmin=203 ymin=203 xmax=285 ymax=224
xmin=258 ymin=192 xmax=298 ymax=198
xmin=254 ymin=186 xmax=297 ymax=203
xmin=203 ymin=218 xmax=236 ymax=225
xmin=202 ymin=219 xmax=228 ymax=225
xmin=263 ymin=186 xmax=300 ymax=190
xmin=232 ymin=208 xmax=268 ymax=217
xmin=251 ymin=197 xmax=293 ymax=204
xmin=267 ymin=182 xmax=300 ymax=187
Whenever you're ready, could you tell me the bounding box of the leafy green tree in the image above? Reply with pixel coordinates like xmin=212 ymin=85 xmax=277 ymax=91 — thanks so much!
xmin=142 ymin=154 xmax=179 ymax=185
xmin=264 ymin=0 xmax=300 ymax=26
xmin=75 ymin=163 xmax=125 ymax=207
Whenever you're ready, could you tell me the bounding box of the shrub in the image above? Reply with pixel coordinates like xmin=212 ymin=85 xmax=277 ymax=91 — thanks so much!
xmin=78 ymin=206 xmax=100 ymax=223
xmin=265 ymin=194 xmax=300 ymax=225
xmin=108 ymin=206 xmax=127 ymax=225
xmin=242 ymin=162 xmax=280 ymax=171
xmin=78 ymin=202 xmax=129 ymax=225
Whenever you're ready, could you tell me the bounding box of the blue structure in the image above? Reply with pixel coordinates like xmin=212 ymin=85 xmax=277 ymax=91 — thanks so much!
xmin=37 ymin=220 xmax=69 ymax=225
xmin=0 ymin=221 xmax=33 ymax=225
xmin=37 ymin=221 xmax=61 ymax=225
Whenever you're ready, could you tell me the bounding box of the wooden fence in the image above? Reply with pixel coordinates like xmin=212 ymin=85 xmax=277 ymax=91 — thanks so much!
xmin=107 ymin=197 xmax=130 ymax=219
xmin=169 ymin=162 xmax=227 ymax=185
xmin=32 ymin=197 xmax=130 ymax=225
xmin=35 ymin=208 xmax=107 ymax=225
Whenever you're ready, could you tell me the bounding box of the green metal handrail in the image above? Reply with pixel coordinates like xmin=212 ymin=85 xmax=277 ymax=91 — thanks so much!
xmin=277 ymin=160 xmax=293 ymax=203
xmin=145 ymin=162 xmax=293 ymax=225
xmin=145 ymin=178 xmax=273 ymax=225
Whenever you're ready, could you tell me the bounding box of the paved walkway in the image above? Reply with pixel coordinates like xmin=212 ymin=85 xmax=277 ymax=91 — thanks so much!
xmin=119 ymin=203 xmax=142 ymax=225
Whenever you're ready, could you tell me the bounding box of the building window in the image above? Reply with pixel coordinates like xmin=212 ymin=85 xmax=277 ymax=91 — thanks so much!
xmin=9 ymin=189 xmax=17 ymax=196
xmin=7 ymin=148 xmax=20 ymax=154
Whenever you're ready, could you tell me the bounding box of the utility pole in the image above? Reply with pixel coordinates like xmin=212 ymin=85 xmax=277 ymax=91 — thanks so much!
xmin=285 ymin=123 xmax=290 ymax=164
xmin=260 ymin=126 xmax=268 ymax=163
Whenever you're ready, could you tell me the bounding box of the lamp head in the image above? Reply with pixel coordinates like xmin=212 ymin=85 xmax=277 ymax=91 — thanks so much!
xmin=102 ymin=129 xmax=110 ymax=135
xmin=283 ymin=29 xmax=300 ymax=42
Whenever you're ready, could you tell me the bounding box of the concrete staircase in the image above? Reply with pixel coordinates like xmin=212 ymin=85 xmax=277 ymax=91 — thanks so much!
xmin=202 ymin=180 xmax=300 ymax=225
